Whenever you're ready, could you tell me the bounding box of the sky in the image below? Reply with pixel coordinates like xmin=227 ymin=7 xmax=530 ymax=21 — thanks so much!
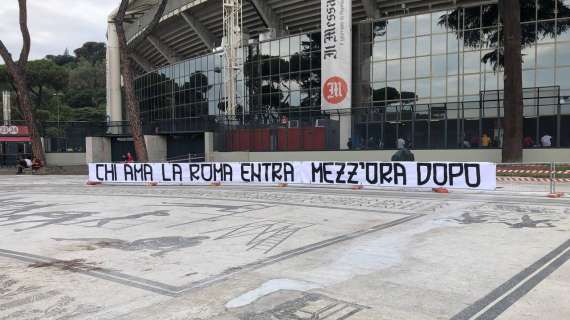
xmin=0 ymin=0 xmax=118 ymax=60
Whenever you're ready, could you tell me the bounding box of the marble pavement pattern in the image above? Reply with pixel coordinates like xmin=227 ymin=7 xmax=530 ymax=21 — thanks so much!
xmin=0 ymin=176 xmax=568 ymax=319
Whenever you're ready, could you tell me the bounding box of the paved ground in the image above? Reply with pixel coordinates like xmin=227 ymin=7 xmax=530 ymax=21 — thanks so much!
xmin=0 ymin=176 xmax=568 ymax=320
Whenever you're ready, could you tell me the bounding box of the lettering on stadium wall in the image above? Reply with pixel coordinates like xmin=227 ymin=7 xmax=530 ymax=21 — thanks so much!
xmin=90 ymin=162 xmax=495 ymax=190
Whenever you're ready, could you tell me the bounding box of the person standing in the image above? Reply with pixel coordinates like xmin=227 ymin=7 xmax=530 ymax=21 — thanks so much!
xmin=470 ymin=135 xmax=480 ymax=148
xmin=391 ymin=147 xmax=415 ymax=161
xmin=541 ymin=133 xmax=552 ymax=147
xmin=126 ymin=152 xmax=134 ymax=163
xmin=481 ymin=133 xmax=491 ymax=147
xmin=463 ymin=136 xmax=471 ymax=148
xmin=16 ymin=157 xmax=26 ymax=174
xmin=523 ymin=136 xmax=534 ymax=148
xmin=397 ymin=137 xmax=406 ymax=150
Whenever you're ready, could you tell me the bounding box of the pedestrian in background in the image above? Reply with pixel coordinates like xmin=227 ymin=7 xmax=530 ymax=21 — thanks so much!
xmin=523 ymin=136 xmax=534 ymax=148
xmin=481 ymin=133 xmax=491 ymax=147
xmin=541 ymin=133 xmax=552 ymax=147
xmin=397 ymin=137 xmax=406 ymax=150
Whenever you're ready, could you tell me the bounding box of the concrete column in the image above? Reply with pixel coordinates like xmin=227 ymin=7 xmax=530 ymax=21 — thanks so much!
xmin=106 ymin=21 xmax=123 ymax=124
xmin=86 ymin=137 xmax=112 ymax=163
xmin=339 ymin=114 xmax=352 ymax=150
xmin=2 ymin=91 xmax=11 ymax=125
xmin=144 ymin=135 xmax=167 ymax=162
xmin=204 ymin=132 xmax=215 ymax=162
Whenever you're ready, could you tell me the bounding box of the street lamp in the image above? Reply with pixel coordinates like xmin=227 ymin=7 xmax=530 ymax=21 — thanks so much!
xmin=52 ymin=93 xmax=63 ymax=131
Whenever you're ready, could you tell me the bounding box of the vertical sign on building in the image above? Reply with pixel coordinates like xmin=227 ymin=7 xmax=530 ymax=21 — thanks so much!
xmin=2 ymin=91 xmax=11 ymax=125
xmin=321 ymin=0 xmax=352 ymax=110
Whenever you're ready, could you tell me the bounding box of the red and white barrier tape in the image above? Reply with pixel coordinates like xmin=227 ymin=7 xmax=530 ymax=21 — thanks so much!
xmin=497 ymin=177 xmax=570 ymax=183
xmin=497 ymin=169 xmax=570 ymax=175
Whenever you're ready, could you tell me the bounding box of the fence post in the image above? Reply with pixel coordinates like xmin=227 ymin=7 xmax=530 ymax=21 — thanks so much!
xmin=553 ymin=162 xmax=557 ymax=194
xmin=549 ymin=162 xmax=555 ymax=194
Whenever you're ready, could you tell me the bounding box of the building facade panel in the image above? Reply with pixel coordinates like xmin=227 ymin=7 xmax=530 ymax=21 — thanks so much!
xmin=134 ymin=1 xmax=570 ymax=151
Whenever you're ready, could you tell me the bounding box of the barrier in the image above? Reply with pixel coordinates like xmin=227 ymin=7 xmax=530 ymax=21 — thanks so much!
xmin=496 ymin=162 xmax=570 ymax=198
xmin=88 ymin=161 xmax=497 ymax=191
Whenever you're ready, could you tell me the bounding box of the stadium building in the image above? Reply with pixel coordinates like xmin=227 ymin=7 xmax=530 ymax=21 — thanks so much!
xmin=101 ymin=0 xmax=570 ymax=163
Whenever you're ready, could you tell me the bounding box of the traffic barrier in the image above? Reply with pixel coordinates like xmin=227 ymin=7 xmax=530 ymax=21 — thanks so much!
xmin=432 ymin=187 xmax=449 ymax=193
xmin=547 ymin=192 xmax=565 ymax=198
xmin=497 ymin=162 xmax=570 ymax=197
xmin=496 ymin=177 xmax=570 ymax=183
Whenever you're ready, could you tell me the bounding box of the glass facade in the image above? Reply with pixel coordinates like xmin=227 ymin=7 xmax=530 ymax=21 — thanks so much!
xmin=135 ymin=32 xmax=322 ymax=132
xmin=134 ymin=1 xmax=570 ymax=150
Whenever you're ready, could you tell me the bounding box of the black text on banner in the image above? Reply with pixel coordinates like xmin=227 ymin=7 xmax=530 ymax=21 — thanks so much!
xmin=89 ymin=162 xmax=496 ymax=190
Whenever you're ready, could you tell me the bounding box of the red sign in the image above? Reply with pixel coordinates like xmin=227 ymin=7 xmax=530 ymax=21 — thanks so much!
xmin=323 ymin=76 xmax=348 ymax=105
xmin=0 ymin=125 xmax=29 ymax=136
xmin=0 ymin=137 xmax=31 ymax=142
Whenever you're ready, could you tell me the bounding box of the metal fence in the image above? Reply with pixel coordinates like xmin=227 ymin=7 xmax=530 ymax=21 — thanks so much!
xmin=166 ymin=153 xmax=206 ymax=163
xmin=495 ymin=162 xmax=570 ymax=195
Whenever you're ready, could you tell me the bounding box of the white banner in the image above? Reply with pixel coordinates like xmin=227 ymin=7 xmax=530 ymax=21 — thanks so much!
xmin=321 ymin=0 xmax=351 ymax=110
xmin=89 ymin=162 xmax=497 ymax=190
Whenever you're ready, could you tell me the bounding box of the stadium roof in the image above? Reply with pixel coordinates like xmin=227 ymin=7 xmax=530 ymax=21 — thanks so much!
xmin=119 ymin=0 xmax=494 ymax=72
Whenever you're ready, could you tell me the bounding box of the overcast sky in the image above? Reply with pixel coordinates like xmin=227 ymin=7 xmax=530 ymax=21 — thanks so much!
xmin=0 ymin=0 xmax=118 ymax=60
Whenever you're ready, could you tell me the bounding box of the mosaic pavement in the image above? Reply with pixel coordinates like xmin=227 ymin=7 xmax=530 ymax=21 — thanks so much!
xmin=0 ymin=175 xmax=568 ymax=319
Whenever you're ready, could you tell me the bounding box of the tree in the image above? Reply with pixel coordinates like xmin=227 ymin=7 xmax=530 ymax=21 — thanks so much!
xmin=114 ymin=0 xmax=168 ymax=162
xmin=0 ymin=0 xmax=45 ymax=164
xmin=67 ymin=59 xmax=106 ymax=108
xmin=0 ymin=65 xmax=16 ymax=91
xmin=25 ymin=59 xmax=68 ymax=109
xmin=74 ymin=42 xmax=106 ymax=65
xmin=440 ymin=1 xmax=570 ymax=162
xmin=441 ymin=1 xmax=570 ymax=70
xmin=45 ymin=49 xmax=76 ymax=66
xmin=501 ymin=0 xmax=524 ymax=162
xmin=244 ymin=53 xmax=289 ymax=117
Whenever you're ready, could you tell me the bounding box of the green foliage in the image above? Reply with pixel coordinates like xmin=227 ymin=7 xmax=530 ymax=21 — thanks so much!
xmin=0 ymin=65 xmax=13 ymax=91
xmin=45 ymin=48 xmax=77 ymax=66
xmin=67 ymin=59 xmax=106 ymax=108
xmin=440 ymin=1 xmax=570 ymax=70
xmin=34 ymin=109 xmax=52 ymax=123
xmin=44 ymin=127 xmax=65 ymax=138
xmin=1 ymin=41 xmax=107 ymax=123
xmin=71 ymin=106 xmax=106 ymax=122
xmin=25 ymin=60 xmax=69 ymax=93
xmin=74 ymin=42 xmax=106 ymax=65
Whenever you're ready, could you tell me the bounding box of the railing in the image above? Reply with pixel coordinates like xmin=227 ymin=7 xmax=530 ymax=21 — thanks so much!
xmin=166 ymin=153 xmax=206 ymax=163
xmin=496 ymin=162 xmax=570 ymax=196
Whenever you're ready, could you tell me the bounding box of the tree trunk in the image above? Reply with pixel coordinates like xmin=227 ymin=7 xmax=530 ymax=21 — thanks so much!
xmin=501 ymin=0 xmax=524 ymax=163
xmin=114 ymin=0 xmax=149 ymax=162
xmin=0 ymin=0 xmax=45 ymax=164
xmin=112 ymin=0 xmax=169 ymax=162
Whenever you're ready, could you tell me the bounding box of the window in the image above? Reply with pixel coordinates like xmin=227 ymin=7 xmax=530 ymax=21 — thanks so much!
xmin=402 ymin=16 xmax=415 ymax=38
xmin=402 ymin=38 xmax=415 ymax=58
xmin=537 ymin=44 xmax=555 ymax=67
xmin=416 ymin=57 xmax=430 ymax=77
xmin=387 ymin=60 xmax=401 ymax=80
xmin=387 ymin=19 xmax=401 ymax=40
xmin=402 ymin=58 xmax=415 ymax=79
xmin=417 ymin=36 xmax=431 ymax=56
xmin=387 ymin=40 xmax=400 ymax=59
